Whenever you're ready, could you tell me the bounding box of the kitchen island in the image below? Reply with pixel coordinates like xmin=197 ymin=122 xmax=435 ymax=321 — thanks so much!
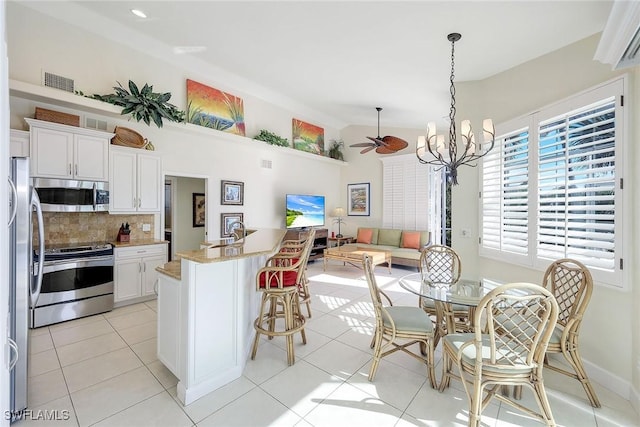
xmin=155 ymin=228 xmax=285 ymax=405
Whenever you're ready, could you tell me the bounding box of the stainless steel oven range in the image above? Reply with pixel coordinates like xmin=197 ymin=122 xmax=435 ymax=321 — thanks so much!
xmin=31 ymin=242 xmax=114 ymax=328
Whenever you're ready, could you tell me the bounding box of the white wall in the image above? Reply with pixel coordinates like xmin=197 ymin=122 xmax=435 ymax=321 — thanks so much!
xmin=454 ymin=34 xmax=637 ymax=398
xmin=338 ymin=124 xmax=427 ymax=237
xmin=6 ymin=3 xmax=344 ymax=242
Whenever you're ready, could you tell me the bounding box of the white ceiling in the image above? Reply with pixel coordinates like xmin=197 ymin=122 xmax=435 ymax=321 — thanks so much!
xmin=28 ymin=1 xmax=613 ymax=129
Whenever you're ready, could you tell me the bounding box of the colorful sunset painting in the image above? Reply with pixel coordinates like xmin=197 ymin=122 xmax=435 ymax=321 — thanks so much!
xmin=292 ymin=119 xmax=324 ymax=155
xmin=186 ymin=79 xmax=245 ymax=136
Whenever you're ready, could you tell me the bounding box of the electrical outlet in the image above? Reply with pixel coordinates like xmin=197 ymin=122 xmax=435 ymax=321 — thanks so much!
xmin=142 ymin=223 xmax=151 ymax=232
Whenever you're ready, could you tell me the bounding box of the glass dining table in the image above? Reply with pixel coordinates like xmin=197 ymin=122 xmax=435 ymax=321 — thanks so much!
xmin=398 ymin=273 xmax=502 ymax=339
xmin=400 ymin=273 xmax=524 ymax=397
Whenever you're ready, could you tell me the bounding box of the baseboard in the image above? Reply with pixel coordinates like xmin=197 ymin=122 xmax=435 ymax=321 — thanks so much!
xmin=582 ymin=356 xmax=632 ymax=400
xmin=631 ymin=385 xmax=640 ymax=418
xmin=547 ymin=353 xmax=632 ymax=402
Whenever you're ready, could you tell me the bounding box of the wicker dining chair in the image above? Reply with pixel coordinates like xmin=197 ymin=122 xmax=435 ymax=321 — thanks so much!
xmin=539 ymin=258 xmax=600 ymax=408
xmin=250 ymin=229 xmax=315 ymax=365
xmin=439 ymin=282 xmax=559 ymax=427
xmin=418 ymin=245 xmax=467 ymax=344
xmin=363 ymin=254 xmax=437 ymax=388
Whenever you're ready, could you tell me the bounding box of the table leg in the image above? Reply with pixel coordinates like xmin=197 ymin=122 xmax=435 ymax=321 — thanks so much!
xmin=433 ymin=301 xmax=454 ymax=347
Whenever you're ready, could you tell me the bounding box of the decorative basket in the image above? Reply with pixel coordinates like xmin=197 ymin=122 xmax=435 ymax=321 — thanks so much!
xmin=111 ymin=126 xmax=148 ymax=149
xmin=34 ymin=107 xmax=80 ymax=127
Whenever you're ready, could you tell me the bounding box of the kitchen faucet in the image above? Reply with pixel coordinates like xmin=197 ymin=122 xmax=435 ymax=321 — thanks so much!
xmin=228 ymin=221 xmax=246 ymax=241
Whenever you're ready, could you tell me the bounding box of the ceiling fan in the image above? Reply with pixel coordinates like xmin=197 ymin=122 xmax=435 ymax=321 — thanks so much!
xmin=350 ymin=107 xmax=409 ymax=154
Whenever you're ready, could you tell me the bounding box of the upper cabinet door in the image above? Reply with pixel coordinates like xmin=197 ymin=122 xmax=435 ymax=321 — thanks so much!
xmin=74 ymin=134 xmax=109 ymax=181
xmin=137 ymin=153 xmax=162 ymax=212
xmin=10 ymin=129 xmax=29 ymax=157
xmin=30 ymin=127 xmax=73 ymax=179
xmin=26 ymin=118 xmax=113 ymax=181
xmin=109 ymin=146 xmax=162 ymax=214
xmin=109 ymin=148 xmax=137 ymax=212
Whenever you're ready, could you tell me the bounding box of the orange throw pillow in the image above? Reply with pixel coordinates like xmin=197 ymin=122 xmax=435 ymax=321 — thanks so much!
xmin=401 ymin=231 xmax=421 ymax=250
xmin=357 ymin=228 xmax=373 ymax=244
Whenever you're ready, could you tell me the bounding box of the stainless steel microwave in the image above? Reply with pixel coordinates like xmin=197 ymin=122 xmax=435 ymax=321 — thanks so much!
xmin=32 ymin=178 xmax=109 ymax=212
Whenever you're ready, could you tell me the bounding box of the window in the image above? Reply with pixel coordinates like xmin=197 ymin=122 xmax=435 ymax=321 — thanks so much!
xmin=380 ymin=154 xmax=442 ymax=242
xmin=480 ymin=78 xmax=624 ymax=287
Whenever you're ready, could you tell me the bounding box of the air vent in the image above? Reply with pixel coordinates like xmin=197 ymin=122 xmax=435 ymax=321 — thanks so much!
xmin=42 ymin=72 xmax=75 ymax=93
xmin=85 ymin=117 xmax=108 ymax=131
xmin=261 ymin=159 xmax=273 ymax=169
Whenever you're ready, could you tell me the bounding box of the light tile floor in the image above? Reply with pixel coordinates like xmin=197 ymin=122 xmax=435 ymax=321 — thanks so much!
xmin=17 ymin=261 xmax=640 ymax=426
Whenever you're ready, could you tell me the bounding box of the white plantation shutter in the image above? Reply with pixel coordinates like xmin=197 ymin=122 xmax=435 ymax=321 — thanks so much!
xmin=381 ymin=154 xmax=437 ymax=232
xmin=537 ymin=98 xmax=616 ymax=270
xmin=481 ymin=122 xmax=530 ymax=258
xmin=480 ymin=78 xmax=624 ymax=287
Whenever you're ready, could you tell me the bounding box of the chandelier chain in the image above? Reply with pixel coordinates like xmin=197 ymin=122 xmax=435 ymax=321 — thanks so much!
xmin=415 ymin=32 xmax=496 ymax=185
xmin=449 ymin=36 xmax=457 ymax=156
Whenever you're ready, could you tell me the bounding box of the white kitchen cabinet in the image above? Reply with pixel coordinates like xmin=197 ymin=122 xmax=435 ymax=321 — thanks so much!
xmin=109 ymin=145 xmax=162 ymax=213
xmin=114 ymin=243 xmax=167 ymax=304
xmin=157 ymin=273 xmax=180 ymax=376
xmin=10 ymin=129 xmax=29 ymax=157
xmin=25 ymin=118 xmax=111 ymax=181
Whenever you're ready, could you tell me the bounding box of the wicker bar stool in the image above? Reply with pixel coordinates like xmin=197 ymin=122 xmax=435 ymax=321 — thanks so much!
xmin=250 ymin=230 xmax=316 ymax=365
xmin=279 ymin=236 xmax=313 ymax=317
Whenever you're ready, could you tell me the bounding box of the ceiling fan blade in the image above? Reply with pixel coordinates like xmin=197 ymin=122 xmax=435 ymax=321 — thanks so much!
xmin=350 ymin=142 xmax=374 ymax=148
xmin=376 ymin=146 xmax=396 ymax=154
xmin=361 ymin=145 xmax=376 ymax=154
xmin=366 ymin=136 xmax=388 ymax=147
xmin=381 ymin=135 xmax=409 ymax=151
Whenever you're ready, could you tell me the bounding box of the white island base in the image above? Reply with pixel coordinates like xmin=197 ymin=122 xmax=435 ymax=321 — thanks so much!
xmin=156 ymin=229 xmax=285 ymax=405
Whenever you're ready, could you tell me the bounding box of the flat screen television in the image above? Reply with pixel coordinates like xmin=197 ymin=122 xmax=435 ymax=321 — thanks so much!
xmin=286 ymin=194 xmax=325 ymax=229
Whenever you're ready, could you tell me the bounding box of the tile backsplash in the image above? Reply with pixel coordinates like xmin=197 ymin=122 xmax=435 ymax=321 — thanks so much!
xmin=34 ymin=212 xmax=155 ymax=245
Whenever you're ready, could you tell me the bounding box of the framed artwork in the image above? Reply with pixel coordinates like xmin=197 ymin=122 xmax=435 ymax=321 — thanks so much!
xmin=221 ymin=180 xmax=244 ymax=205
xmin=186 ymin=79 xmax=246 ymax=136
xmin=192 ymin=193 xmax=205 ymax=227
xmin=347 ymin=183 xmax=370 ymax=216
xmin=292 ymin=118 xmax=324 ymax=155
xmin=221 ymin=213 xmax=244 ymax=238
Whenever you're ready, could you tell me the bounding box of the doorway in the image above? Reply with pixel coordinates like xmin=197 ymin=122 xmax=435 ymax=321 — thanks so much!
xmin=164 ymin=174 xmax=208 ymax=261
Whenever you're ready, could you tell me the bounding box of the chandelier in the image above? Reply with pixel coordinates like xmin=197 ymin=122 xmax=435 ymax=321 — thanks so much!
xmin=416 ymin=32 xmax=495 ymax=185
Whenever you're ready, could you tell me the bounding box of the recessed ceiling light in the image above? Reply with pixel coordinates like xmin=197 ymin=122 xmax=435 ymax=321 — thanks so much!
xmin=130 ymin=9 xmax=147 ymax=19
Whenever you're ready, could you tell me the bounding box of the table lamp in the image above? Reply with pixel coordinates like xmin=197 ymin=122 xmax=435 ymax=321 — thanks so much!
xmin=331 ymin=207 xmax=345 ymax=238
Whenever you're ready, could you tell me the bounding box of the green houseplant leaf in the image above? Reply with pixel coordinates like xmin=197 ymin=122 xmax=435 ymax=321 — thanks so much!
xmin=254 ymin=129 xmax=289 ymax=147
xmin=92 ymin=80 xmax=185 ymax=128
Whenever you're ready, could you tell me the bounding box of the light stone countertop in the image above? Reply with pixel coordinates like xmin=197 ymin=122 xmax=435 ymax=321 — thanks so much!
xmin=112 ymin=239 xmax=169 ymax=248
xmin=156 ymin=260 xmax=181 ymax=280
xmin=165 ymin=228 xmax=285 ymax=268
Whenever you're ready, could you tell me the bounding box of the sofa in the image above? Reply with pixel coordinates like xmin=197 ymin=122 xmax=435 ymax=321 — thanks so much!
xmin=341 ymin=227 xmax=431 ymax=269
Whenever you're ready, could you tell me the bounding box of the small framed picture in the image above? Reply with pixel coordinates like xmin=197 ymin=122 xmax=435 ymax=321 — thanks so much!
xmin=347 ymin=182 xmax=370 ymax=216
xmin=221 ymin=213 xmax=244 ymax=238
xmin=221 ymin=180 xmax=244 ymax=205
xmin=192 ymin=193 xmax=205 ymax=227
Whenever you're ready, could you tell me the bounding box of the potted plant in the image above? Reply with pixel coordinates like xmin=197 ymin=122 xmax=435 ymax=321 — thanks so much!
xmin=253 ymin=129 xmax=290 ymax=147
xmin=327 ymin=139 xmax=344 ymax=160
xmin=91 ymin=80 xmax=185 ymax=128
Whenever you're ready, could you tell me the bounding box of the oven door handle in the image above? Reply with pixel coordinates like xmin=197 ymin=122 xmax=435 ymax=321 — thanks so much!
xmin=31 ymin=189 xmax=45 ymax=308
xmin=42 ymin=255 xmax=114 ymax=274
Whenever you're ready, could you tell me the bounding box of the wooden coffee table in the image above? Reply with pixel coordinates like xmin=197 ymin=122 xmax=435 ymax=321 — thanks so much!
xmin=323 ymin=245 xmax=392 ymax=273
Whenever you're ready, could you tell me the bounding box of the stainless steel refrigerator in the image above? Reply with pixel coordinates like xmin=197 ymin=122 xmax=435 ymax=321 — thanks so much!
xmin=8 ymin=157 xmax=44 ymax=421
